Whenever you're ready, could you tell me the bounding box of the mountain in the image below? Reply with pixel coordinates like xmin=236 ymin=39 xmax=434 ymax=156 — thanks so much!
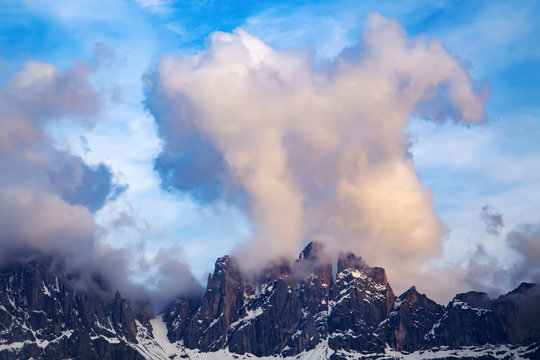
xmin=1 ymin=242 xmax=539 ymax=359
xmin=0 ymin=259 xmax=145 ymax=359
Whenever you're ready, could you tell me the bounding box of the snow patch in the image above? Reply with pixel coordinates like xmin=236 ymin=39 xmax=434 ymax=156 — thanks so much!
xmin=42 ymin=281 xmax=51 ymax=297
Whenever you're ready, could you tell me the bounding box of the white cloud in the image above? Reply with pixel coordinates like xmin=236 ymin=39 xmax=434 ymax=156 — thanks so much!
xmin=147 ymin=13 xmax=488 ymax=300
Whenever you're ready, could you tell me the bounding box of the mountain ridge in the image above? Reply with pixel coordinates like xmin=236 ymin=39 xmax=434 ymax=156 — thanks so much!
xmin=1 ymin=241 xmax=539 ymax=359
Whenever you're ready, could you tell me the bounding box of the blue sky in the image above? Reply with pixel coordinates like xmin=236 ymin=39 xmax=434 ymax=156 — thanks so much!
xmin=1 ymin=0 xmax=539 ymax=302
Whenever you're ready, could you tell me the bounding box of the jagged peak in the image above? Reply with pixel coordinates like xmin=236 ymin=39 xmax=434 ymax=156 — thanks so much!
xmin=399 ymin=285 xmax=418 ymax=299
xmin=297 ymin=241 xmax=325 ymax=261
xmin=206 ymin=255 xmax=243 ymax=291
xmin=212 ymin=255 xmax=239 ymax=275
xmin=215 ymin=255 xmax=232 ymax=267
xmin=370 ymin=266 xmax=389 ymax=286
xmin=2 ymin=248 xmax=540 ymax=359
xmin=401 ymin=285 xmax=432 ymax=300
xmin=396 ymin=286 xmax=441 ymax=308
xmin=293 ymin=242 xmax=332 ymax=285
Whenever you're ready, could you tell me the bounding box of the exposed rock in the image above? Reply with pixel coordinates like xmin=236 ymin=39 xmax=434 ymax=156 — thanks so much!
xmin=492 ymin=283 xmax=540 ymax=344
xmin=1 ymin=242 xmax=539 ymax=359
xmin=381 ymin=286 xmax=443 ymax=352
xmin=425 ymin=291 xmax=507 ymax=347
xmin=163 ymin=242 xmax=540 ymax=357
xmin=0 ymin=260 xmax=145 ymax=359
xmin=162 ymin=295 xmax=201 ymax=343
xmin=328 ymin=252 xmax=395 ymax=353
xmin=456 ymin=291 xmax=491 ymax=309
xmin=182 ymin=255 xmax=246 ymax=351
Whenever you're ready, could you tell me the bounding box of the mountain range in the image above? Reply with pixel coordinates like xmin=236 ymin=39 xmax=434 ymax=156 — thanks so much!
xmin=0 ymin=241 xmax=539 ymax=359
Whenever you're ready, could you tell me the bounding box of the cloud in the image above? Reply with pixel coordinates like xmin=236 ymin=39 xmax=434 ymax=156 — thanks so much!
xmin=460 ymin=244 xmax=509 ymax=297
xmin=0 ymin=60 xmax=103 ymax=265
xmin=0 ymin=60 xmax=118 ymax=213
xmin=456 ymin=220 xmax=540 ymax=299
xmin=480 ymin=205 xmax=504 ymax=236
xmin=0 ymin=61 xmax=96 ymax=156
xmin=145 ymin=244 xmax=203 ymax=309
xmin=0 ymin=187 xmax=94 ymax=265
xmin=0 ymin=58 xmax=199 ymax=310
xmin=0 ymin=60 xmax=127 ymax=297
xmin=152 ymin=140 xmax=226 ymax=203
xmin=506 ymin=222 xmax=540 ymax=285
xmin=146 ymin=12 xmax=488 ymax=296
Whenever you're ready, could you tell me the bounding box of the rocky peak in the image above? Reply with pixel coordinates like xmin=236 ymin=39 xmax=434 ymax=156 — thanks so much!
xmin=327 ymin=251 xmax=396 ymax=354
xmin=209 ymin=256 xmax=237 ymax=282
xmin=370 ymin=267 xmax=390 ymax=286
xmin=0 ymin=259 xmax=145 ymax=359
xmin=454 ymin=291 xmax=491 ymax=309
xmin=397 ymin=286 xmax=439 ymax=309
xmin=336 ymin=251 xmax=368 ymax=274
xmin=202 ymin=255 xmax=244 ymax=323
xmin=382 ymin=286 xmax=443 ymax=352
xmin=298 ymin=241 xmax=325 ymax=261
xmin=400 ymin=286 xmax=419 ymax=302
xmin=2 ymin=250 xmax=540 ymax=359
xmin=508 ymin=282 xmax=537 ymax=295
xmin=110 ymin=291 xmax=138 ymax=342
xmin=295 ymin=241 xmax=332 ymax=286
xmin=426 ymin=291 xmax=506 ymax=348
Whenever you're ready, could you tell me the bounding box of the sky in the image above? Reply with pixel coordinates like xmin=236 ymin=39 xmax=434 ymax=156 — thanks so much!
xmin=0 ymin=0 xmax=539 ymax=307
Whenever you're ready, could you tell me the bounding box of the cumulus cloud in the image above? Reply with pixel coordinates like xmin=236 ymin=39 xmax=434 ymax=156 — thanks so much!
xmin=146 ymin=12 xmax=489 ymax=295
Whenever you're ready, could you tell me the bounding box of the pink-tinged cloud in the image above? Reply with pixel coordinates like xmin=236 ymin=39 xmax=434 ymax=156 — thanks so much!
xmin=147 ymin=13 xmax=489 ymax=300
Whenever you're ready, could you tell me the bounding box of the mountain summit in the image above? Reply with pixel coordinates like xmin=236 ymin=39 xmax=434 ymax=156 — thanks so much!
xmin=1 ymin=242 xmax=539 ymax=359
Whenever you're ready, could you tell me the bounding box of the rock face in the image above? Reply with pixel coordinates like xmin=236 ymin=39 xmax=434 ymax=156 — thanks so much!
xmin=163 ymin=242 xmax=399 ymax=357
xmin=492 ymin=282 xmax=540 ymax=344
xmin=327 ymin=252 xmax=395 ymax=354
xmin=381 ymin=286 xmax=444 ymax=352
xmin=425 ymin=291 xmax=507 ymax=347
xmin=0 ymin=260 xmax=146 ymax=360
xmin=163 ymin=242 xmax=540 ymax=359
xmin=1 ymin=242 xmax=539 ymax=359
xmin=425 ymin=283 xmax=540 ymax=350
xmin=162 ymin=295 xmax=200 ymax=343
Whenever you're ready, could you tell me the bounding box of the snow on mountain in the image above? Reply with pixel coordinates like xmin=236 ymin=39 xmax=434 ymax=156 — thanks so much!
xmin=0 ymin=242 xmax=539 ymax=359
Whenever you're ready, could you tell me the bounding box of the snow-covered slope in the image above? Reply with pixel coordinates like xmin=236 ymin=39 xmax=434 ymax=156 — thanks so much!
xmin=132 ymin=317 xmax=540 ymax=360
